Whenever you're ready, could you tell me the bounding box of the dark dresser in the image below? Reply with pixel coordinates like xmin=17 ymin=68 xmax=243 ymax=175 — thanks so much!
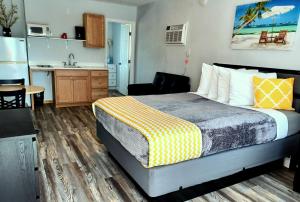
xmin=294 ymin=135 xmax=300 ymax=193
xmin=0 ymin=108 xmax=39 ymax=202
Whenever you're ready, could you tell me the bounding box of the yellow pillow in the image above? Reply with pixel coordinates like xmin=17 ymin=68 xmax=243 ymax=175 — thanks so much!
xmin=253 ymin=77 xmax=294 ymax=110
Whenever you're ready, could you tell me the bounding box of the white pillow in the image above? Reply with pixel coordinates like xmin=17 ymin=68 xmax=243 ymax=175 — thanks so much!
xmin=217 ymin=68 xmax=259 ymax=104
xmin=229 ymin=71 xmax=277 ymax=106
xmin=197 ymin=63 xmax=213 ymax=95
xmin=217 ymin=67 xmax=231 ymax=103
xmin=208 ymin=65 xmax=219 ymax=100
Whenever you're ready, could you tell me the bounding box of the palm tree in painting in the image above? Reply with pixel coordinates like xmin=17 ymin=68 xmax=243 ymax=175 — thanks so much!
xmin=233 ymin=2 xmax=271 ymax=37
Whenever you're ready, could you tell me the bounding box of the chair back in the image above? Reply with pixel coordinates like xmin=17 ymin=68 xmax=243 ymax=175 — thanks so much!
xmin=0 ymin=88 xmax=26 ymax=110
xmin=260 ymin=31 xmax=268 ymax=39
xmin=0 ymin=79 xmax=25 ymax=85
xmin=278 ymin=30 xmax=288 ymax=39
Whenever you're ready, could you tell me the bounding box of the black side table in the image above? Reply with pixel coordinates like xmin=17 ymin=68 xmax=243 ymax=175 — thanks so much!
xmin=0 ymin=108 xmax=39 ymax=202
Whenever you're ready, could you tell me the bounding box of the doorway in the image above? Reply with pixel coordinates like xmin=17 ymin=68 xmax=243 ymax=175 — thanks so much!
xmin=106 ymin=20 xmax=135 ymax=95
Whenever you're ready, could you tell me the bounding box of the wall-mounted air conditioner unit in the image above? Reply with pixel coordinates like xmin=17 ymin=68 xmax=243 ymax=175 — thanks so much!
xmin=165 ymin=23 xmax=188 ymax=45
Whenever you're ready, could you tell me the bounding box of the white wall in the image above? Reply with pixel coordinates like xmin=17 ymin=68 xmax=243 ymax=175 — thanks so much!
xmin=25 ymin=0 xmax=137 ymax=101
xmin=135 ymin=0 xmax=300 ymax=91
xmin=0 ymin=0 xmax=26 ymax=37
xmin=25 ymin=0 xmax=137 ymax=66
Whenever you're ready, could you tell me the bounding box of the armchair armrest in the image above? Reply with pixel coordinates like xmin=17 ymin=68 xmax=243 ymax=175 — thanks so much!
xmin=128 ymin=83 xmax=157 ymax=96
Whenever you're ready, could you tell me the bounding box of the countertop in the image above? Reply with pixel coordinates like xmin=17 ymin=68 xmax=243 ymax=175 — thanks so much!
xmin=30 ymin=65 xmax=108 ymax=71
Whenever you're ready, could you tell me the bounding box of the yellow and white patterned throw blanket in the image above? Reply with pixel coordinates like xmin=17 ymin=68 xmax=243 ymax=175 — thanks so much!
xmin=93 ymin=96 xmax=202 ymax=168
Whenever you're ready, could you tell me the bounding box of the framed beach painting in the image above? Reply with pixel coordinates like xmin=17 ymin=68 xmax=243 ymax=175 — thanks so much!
xmin=231 ymin=0 xmax=300 ymax=50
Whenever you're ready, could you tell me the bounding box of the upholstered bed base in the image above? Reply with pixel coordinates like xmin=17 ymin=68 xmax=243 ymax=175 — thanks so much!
xmin=97 ymin=121 xmax=300 ymax=197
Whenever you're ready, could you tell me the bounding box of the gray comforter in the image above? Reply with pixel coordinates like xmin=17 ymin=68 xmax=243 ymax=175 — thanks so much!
xmin=95 ymin=93 xmax=277 ymax=167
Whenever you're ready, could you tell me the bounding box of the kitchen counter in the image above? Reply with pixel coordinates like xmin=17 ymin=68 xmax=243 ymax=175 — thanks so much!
xmin=29 ymin=66 xmax=109 ymax=106
xmin=30 ymin=65 xmax=108 ymax=71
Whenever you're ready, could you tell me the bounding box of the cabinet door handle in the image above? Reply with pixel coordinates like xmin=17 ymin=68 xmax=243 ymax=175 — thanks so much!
xmin=32 ymin=137 xmax=38 ymax=169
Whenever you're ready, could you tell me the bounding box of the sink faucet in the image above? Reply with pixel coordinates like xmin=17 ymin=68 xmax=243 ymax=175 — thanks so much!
xmin=68 ymin=53 xmax=77 ymax=67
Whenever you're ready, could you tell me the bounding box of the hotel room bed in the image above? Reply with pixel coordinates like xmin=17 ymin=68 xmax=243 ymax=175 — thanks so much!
xmin=95 ymin=64 xmax=300 ymax=197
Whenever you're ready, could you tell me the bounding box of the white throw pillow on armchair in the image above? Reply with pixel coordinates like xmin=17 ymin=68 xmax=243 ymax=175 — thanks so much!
xmin=197 ymin=63 xmax=214 ymax=95
xmin=229 ymin=71 xmax=277 ymax=106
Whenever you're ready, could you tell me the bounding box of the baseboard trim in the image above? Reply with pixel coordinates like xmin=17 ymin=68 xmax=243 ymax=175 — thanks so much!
xmin=44 ymin=100 xmax=53 ymax=104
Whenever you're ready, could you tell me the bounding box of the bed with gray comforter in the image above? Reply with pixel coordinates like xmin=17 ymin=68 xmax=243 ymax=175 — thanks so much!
xmin=95 ymin=93 xmax=278 ymax=167
xmin=95 ymin=92 xmax=300 ymax=197
xmin=95 ymin=64 xmax=300 ymax=197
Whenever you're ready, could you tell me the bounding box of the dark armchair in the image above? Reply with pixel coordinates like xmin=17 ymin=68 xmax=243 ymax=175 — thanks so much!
xmin=128 ymin=72 xmax=190 ymax=96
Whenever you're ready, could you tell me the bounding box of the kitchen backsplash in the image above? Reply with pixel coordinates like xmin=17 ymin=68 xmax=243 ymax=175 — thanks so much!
xmin=27 ymin=38 xmax=106 ymax=66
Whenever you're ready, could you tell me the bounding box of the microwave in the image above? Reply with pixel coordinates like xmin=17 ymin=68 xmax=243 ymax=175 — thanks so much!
xmin=27 ymin=23 xmax=51 ymax=36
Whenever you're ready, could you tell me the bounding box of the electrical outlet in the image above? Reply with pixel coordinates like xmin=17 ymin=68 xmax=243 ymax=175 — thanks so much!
xmin=186 ymin=48 xmax=191 ymax=57
xmin=283 ymin=157 xmax=291 ymax=168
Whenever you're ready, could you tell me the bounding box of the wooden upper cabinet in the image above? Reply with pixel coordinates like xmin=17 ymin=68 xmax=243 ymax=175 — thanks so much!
xmin=83 ymin=13 xmax=105 ymax=48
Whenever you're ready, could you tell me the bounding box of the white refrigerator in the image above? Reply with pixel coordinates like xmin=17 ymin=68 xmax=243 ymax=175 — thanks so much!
xmin=0 ymin=37 xmax=30 ymax=105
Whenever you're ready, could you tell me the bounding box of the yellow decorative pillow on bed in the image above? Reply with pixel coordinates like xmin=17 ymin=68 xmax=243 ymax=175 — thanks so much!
xmin=253 ymin=77 xmax=294 ymax=110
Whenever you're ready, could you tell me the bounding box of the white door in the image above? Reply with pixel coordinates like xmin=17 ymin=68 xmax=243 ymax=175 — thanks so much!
xmin=117 ymin=24 xmax=131 ymax=95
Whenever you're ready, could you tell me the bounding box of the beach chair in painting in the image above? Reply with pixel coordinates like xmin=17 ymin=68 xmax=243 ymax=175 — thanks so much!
xmin=274 ymin=30 xmax=288 ymax=45
xmin=259 ymin=31 xmax=269 ymax=44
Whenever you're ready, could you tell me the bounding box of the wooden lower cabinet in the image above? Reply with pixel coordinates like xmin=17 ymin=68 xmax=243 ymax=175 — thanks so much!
xmin=54 ymin=70 xmax=108 ymax=108
xmin=73 ymin=77 xmax=90 ymax=103
xmin=91 ymin=70 xmax=108 ymax=102
xmin=56 ymin=77 xmax=74 ymax=104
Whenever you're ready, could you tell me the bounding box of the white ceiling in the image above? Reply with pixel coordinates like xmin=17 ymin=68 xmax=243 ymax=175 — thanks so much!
xmin=96 ymin=0 xmax=156 ymax=6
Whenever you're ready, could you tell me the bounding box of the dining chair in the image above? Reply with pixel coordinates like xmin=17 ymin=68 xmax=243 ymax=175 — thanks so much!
xmin=0 ymin=79 xmax=25 ymax=85
xmin=0 ymin=88 xmax=26 ymax=110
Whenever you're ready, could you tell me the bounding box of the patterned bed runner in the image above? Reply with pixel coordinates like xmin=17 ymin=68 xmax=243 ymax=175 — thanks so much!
xmin=93 ymin=96 xmax=202 ymax=168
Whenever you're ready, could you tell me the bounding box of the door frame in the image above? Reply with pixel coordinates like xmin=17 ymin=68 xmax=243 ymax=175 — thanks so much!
xmin=105 ymin=18 xmax=136 ymax=85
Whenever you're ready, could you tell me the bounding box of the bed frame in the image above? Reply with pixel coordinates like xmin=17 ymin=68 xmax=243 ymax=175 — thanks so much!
xmin=96 ymin=63 xmax=300 ymax=198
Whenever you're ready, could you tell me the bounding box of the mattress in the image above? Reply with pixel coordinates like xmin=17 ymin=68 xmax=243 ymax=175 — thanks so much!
xmin=280 ymin=110 xmax=300 ymax=136
xmin=93 ymin=93 xmax=295 ymax=167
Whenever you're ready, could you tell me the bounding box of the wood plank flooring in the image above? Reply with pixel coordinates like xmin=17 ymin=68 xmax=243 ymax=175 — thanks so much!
xmin=32 ymin=105 xmax=300 ymax=202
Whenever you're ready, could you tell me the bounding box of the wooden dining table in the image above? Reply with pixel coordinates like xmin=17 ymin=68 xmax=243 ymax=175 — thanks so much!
xmin=0 ymin=85 xmax=45 ymax=110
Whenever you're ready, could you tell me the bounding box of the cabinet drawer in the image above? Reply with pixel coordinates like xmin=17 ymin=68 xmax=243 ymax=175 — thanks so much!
xmin=108 ymin=64 xmax=117 ymax=73
xmin=92 ymin=89 xmax=108 ymax=101
xmin=109 ymin=73 xmax=117 ymax=80
xmin=109 ymin=80 xmax=117 ymax=87
xmin=92 ymin=77 xmax=108 ymax=88
xmin=91 ymin=70 xmax=108 ymax=77
xmin=55 ymin=70 xmax=89 ymax=77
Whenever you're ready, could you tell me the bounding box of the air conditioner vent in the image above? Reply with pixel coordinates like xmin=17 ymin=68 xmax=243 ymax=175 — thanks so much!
xmin=165 ymin=23 xmax=188 ymax=45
